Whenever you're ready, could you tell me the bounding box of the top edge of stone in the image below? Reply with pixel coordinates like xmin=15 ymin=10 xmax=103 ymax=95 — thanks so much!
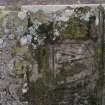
xmin=0 ymin=0 xmax=105 ymax=5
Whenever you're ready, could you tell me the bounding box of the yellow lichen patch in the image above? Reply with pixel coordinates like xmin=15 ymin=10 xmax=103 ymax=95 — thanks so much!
xmin=15 ymin=46 xmax=29 ymax=57
xmin=15 ymin=60 xmax=31 ymax=75
xmin=32 ymin=10 xmax=49 ymax=23
xmin=11 ymin=40 xmax=17 ymax=47
xmin=15 ymin=64 xmax=24 ymax=75
xmin=14 ymin=14 xmax=27 ymax=33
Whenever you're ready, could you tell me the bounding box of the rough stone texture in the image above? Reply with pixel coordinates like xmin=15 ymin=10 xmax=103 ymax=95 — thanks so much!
xmin=52 ymin=39 xmax=96 ymax=79
xmin=47 ymin=39 xmax=98 ymax=105
xmin=0 ymin=16 xmax=28 ymax=105
xmin=0 ymin=33 xmax=98 ymax=105
xmin=0 ymin=5 xmax=99 ymax=105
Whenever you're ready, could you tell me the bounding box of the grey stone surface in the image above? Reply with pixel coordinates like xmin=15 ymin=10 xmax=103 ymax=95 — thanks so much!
xmin=0 ymin=0 xmax=105 ymax=5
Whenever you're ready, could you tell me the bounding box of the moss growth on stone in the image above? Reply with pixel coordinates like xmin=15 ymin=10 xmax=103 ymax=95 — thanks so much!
xmin=15 ymin=46 xmax=29 ymax=56
xmin=63 ymin=16 xmax=88 ymax=39
xmin=34 ymin=46 xmax=49 ymax=73
xmin=28 ymin=78 xmax=49 ymax=105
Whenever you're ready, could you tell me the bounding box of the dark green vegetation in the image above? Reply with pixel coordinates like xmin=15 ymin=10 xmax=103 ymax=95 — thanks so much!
xmin=95 ymin=5 xmax=105 ymax=105
xmin=63 ymin=16 xmax=88 ymax=38
xmin=63 ymin=6 xmax=90 ymax=38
